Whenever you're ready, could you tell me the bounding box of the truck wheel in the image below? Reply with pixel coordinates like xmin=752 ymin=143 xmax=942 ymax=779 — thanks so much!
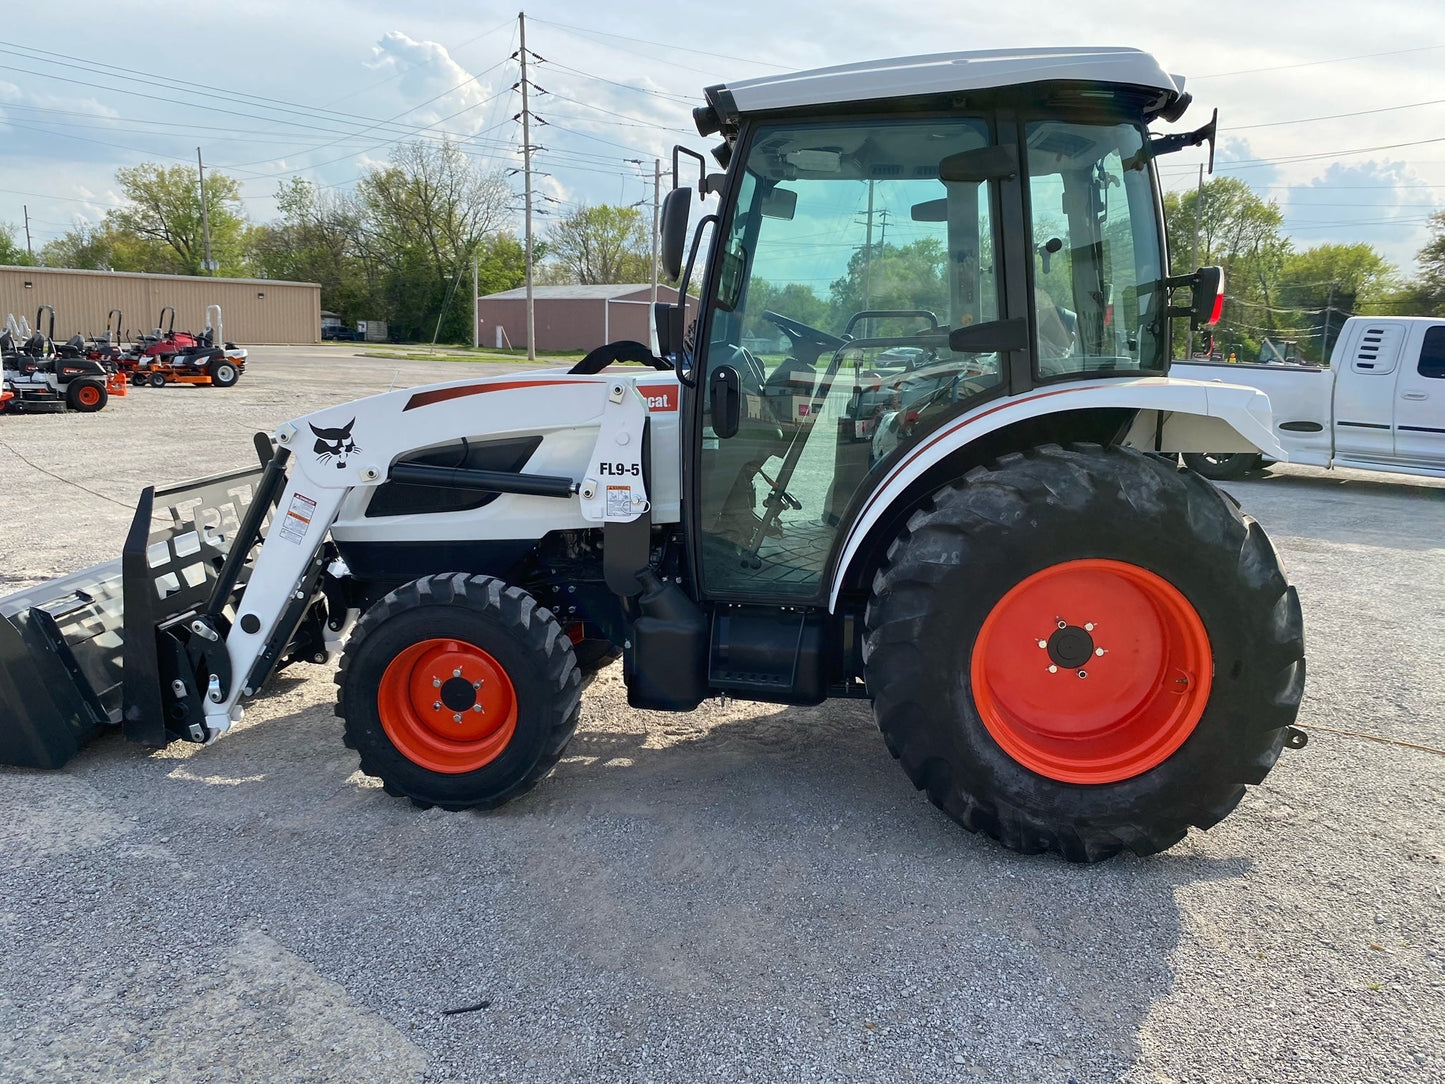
xmin=209 ymin=361 xmax=239 ymax=388
xmin=864 ymin=444 xmax=1304 ymax=862
xmin=66 ymin=380 xmax=108 ymax=412
xmin=1181 ymin=452 xmax=1262 ymax=480
xmin=337 ymin=574 xmax=581 ymax=810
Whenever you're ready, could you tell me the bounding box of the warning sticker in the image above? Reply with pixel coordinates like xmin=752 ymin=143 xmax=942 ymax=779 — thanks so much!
xmin=606 ymin=485 xmax=632 ymax=518
xmin=278 ymin=493 xmax=317 ymax=545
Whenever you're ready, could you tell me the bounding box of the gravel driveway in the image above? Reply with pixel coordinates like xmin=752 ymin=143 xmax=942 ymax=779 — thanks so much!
xmin=1 ymin=347 xmax=1441 ymax=1083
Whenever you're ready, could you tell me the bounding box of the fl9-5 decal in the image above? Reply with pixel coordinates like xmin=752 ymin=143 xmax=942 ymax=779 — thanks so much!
xmin=599 ymin=462 xmax=642 ymax=477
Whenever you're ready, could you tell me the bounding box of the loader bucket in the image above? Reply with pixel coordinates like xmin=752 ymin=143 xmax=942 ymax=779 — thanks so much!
xmin=0 ymin=436 xmax=274 ymax=769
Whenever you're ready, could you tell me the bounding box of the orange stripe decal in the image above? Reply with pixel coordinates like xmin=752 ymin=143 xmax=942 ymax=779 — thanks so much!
xmin=403 ymin=379 xmax=591 ymax=411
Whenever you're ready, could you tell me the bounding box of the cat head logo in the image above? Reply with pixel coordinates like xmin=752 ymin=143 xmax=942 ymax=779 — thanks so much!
xmin=311 ymin=419 xmax=359 ymax=468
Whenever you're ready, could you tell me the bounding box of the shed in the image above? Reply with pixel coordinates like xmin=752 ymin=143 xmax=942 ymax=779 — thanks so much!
xmin=0 ymin=265 xmax=322 ymax=344
xmin=476 ymin=284 xmax=694 ymax=352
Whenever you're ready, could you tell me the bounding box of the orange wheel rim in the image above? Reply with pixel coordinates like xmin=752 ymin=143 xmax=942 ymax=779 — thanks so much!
xmin=970 ymin=559 xmax=1212 ymax=784
xmin=377 ymin=638 xmax=518 ymax=774
xmin=78 ymin=385 xmax=100 ymax=406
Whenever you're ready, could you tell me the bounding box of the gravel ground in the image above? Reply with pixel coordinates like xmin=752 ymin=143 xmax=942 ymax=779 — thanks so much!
xmin=1 ymin=347 xmax=1442 ymax=1083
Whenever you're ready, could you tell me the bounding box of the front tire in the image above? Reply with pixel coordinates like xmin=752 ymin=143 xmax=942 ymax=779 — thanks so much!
xmin=1182 ymin=451 xmax=1263 ymax=480
xmin=865 ymin=444 xmax=1304 ymax=862
xmin=209 ymin=361 xmax=239 ymax=387
xmin=148 ymin=371 xmax=167 ymax=388
xmin=337 ymin=574 xmax=581 ymax=810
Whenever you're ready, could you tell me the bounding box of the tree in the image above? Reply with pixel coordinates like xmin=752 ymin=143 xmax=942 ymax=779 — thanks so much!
xmin=827 ymin=238 xmax=949 ymax=329
xmin=543 ymin=204 xmax=652 ymax=285
xmin=1277 ymin=243 xmax=1398 ymax=358
xmin=355 ymin=140 xmax=513 ymax=341
xmin=1164 ymin=177 xmax=1290 ymax=359
xmin=1410 ymin=210 xmax=1445 ymax=316
xmin=104 ymin=163 xmax=251 ymax=275
xmin=0 ymin=223 xmax=34 ymax=265
xmin=252 ymin=178 xmax=373 ymax=322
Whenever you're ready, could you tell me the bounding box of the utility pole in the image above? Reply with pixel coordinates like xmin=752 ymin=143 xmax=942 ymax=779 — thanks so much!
xmin=22 ymin=205 xmax=33 ymax=260
xmin=197 ymin=147 xmax=214 ymax=275
xmin=862 ymin=180 xmax=875 ymax=330
xmin=651 ymin=158 xmax=661 ymax=305
xmin=1319 ymin=282 xmax=1335 ymax=363
xmin=473 ymin=246 xmax=480 ymax=349
xmin=1186 ymin=164 xmax=1204 ymax=358
xmin=518 ymin=12 xmax=536 ymax=360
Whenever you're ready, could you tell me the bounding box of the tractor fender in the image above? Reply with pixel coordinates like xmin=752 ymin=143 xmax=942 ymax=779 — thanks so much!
xmin=826 ymin=376 xmax=1287 ymax=612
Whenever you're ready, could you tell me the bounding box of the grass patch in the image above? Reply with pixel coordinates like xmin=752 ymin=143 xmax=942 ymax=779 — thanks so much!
xmin=357 ymin=345 xmax=587 ymax=364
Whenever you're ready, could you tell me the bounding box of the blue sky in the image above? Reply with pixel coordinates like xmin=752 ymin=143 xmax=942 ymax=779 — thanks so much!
xmin=0 ymin=0 xmax=1441 ymax=275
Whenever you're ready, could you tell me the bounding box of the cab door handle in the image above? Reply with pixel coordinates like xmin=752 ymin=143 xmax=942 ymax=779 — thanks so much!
xmin=1402 ymin=391 xmax=1428 ymax=400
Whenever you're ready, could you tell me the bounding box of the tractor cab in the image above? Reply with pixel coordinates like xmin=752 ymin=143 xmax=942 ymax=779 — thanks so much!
xmin=658 ymin=49 xmax=1219 ymax=613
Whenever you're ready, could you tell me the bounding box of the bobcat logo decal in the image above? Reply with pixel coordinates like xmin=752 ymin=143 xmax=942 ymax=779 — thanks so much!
xmin=311 ymin=419 xmax=359 ymax=468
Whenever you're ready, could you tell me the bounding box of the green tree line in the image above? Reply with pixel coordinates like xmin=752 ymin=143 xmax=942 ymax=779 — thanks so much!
xmin=1 ymin=142 xmax=660 ymax=344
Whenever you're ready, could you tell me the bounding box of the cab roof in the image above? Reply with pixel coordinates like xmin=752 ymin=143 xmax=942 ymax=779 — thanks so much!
xmin=705 ymin=47 xmax=1187 ymax=122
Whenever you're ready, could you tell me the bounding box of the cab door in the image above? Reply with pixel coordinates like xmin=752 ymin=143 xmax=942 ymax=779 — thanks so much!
xmin=1393 ymin=322 xmax=1445 ymax=468
xmin=1332 ymin=320 xmax=1404 ymax=466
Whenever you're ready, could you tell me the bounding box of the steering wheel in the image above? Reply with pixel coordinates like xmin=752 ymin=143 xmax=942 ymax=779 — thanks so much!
xmin=763 ymin=310 xmax=846 ymax=351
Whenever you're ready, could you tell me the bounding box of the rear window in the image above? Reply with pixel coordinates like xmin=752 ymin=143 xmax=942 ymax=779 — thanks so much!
xmin=1420 ymin=326 xmax=1445 ymax=379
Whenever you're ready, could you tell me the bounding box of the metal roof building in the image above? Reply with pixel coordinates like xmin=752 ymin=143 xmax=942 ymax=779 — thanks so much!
xmin=477 ymin=284 xmax=693 ymax=353
xmin=0 ymin=265 xmax=321 ymax=344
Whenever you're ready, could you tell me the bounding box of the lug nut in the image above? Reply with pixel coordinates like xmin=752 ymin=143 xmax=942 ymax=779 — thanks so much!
xmin=1037 ymin=640 xmax=1048 ymax=649
xmin=473 ymin=680 xmax=482 ymax=689
xmin=1056 ymin=619 xmax=1067 ymax=629
xmin=1084 ymin=622 xmax=1095 ymax=631
xmin=1077 ymin=670 xmax=1088 ymax=679
xmin=453 ymin=668 xmax=462 ymax=677
xmin=472 ymin=704 xmax=483 ymax=713
xmin=1048 ymin=665 xmax=1058 ymax=674
xmin=432 ymin=678 xmax=441 ymax=688
xmin=432 ymin=701 xmax=441 ymax=711
xmin=452 ymin=713 xmax=462 ymax=723
xmin=1095 ymin=647 xmax=1105 ymax=656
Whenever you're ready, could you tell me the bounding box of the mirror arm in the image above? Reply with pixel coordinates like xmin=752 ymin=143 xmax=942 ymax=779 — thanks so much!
xmin=671 ymin=213 xmax=718 ymax=388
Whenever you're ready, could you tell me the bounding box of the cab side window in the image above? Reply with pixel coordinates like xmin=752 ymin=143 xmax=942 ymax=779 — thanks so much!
xmin=1419 ymin=326 xmax=1445 ymax=379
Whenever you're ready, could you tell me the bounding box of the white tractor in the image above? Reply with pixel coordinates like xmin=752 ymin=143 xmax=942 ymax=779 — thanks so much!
xmin=0 ymin=47 xmax=1305 ymax=862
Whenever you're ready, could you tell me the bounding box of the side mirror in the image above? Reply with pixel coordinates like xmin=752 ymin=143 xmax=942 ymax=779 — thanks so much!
xmin=660 ymin=188 xmax=692 ymax=283
xmin=1192 ymin=266 xmax=1225 ymax=328
xmin=949 ymin=317 xmax=1029 ymax=354
xmin=709 ymin=365 xmax=741 ymax=438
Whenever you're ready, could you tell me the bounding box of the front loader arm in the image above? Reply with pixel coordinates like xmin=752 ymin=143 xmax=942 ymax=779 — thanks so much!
xmin=200 ymin=468 xmax=350 ymax=736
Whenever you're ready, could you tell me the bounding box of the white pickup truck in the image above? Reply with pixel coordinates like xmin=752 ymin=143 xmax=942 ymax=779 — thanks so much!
xmin=1173 ymin=315 xmax=1445 ymax=479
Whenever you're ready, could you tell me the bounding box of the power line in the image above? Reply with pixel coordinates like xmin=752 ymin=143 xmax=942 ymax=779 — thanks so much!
xmin=528 ymin=17 xmax=788 ymax=72
xmin=1193 ymin=43 xmax=1445 ymax=79
xmin=1229 ymin=97 xmax=1445 ymax=131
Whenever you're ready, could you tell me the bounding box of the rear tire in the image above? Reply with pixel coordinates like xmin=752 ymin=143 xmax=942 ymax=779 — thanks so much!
xmin=337 ymin=574 xmax=581 ymax=810
xmin=66 ymin=380 xmax=107 ymax=412
xmin=1181 ymin=451 xmax=1263 ymax=480
xmin=209 ymin=361 xmax=239 ymax=388
xmin=864 ymin=444 xmax=1304 ymax=862
xmin=148 ymin=371 xmax=166 ymax=388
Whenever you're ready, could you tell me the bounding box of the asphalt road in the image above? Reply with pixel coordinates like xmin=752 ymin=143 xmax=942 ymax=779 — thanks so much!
xmin=1 ymin=348 xmax=1442 ymax=1083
